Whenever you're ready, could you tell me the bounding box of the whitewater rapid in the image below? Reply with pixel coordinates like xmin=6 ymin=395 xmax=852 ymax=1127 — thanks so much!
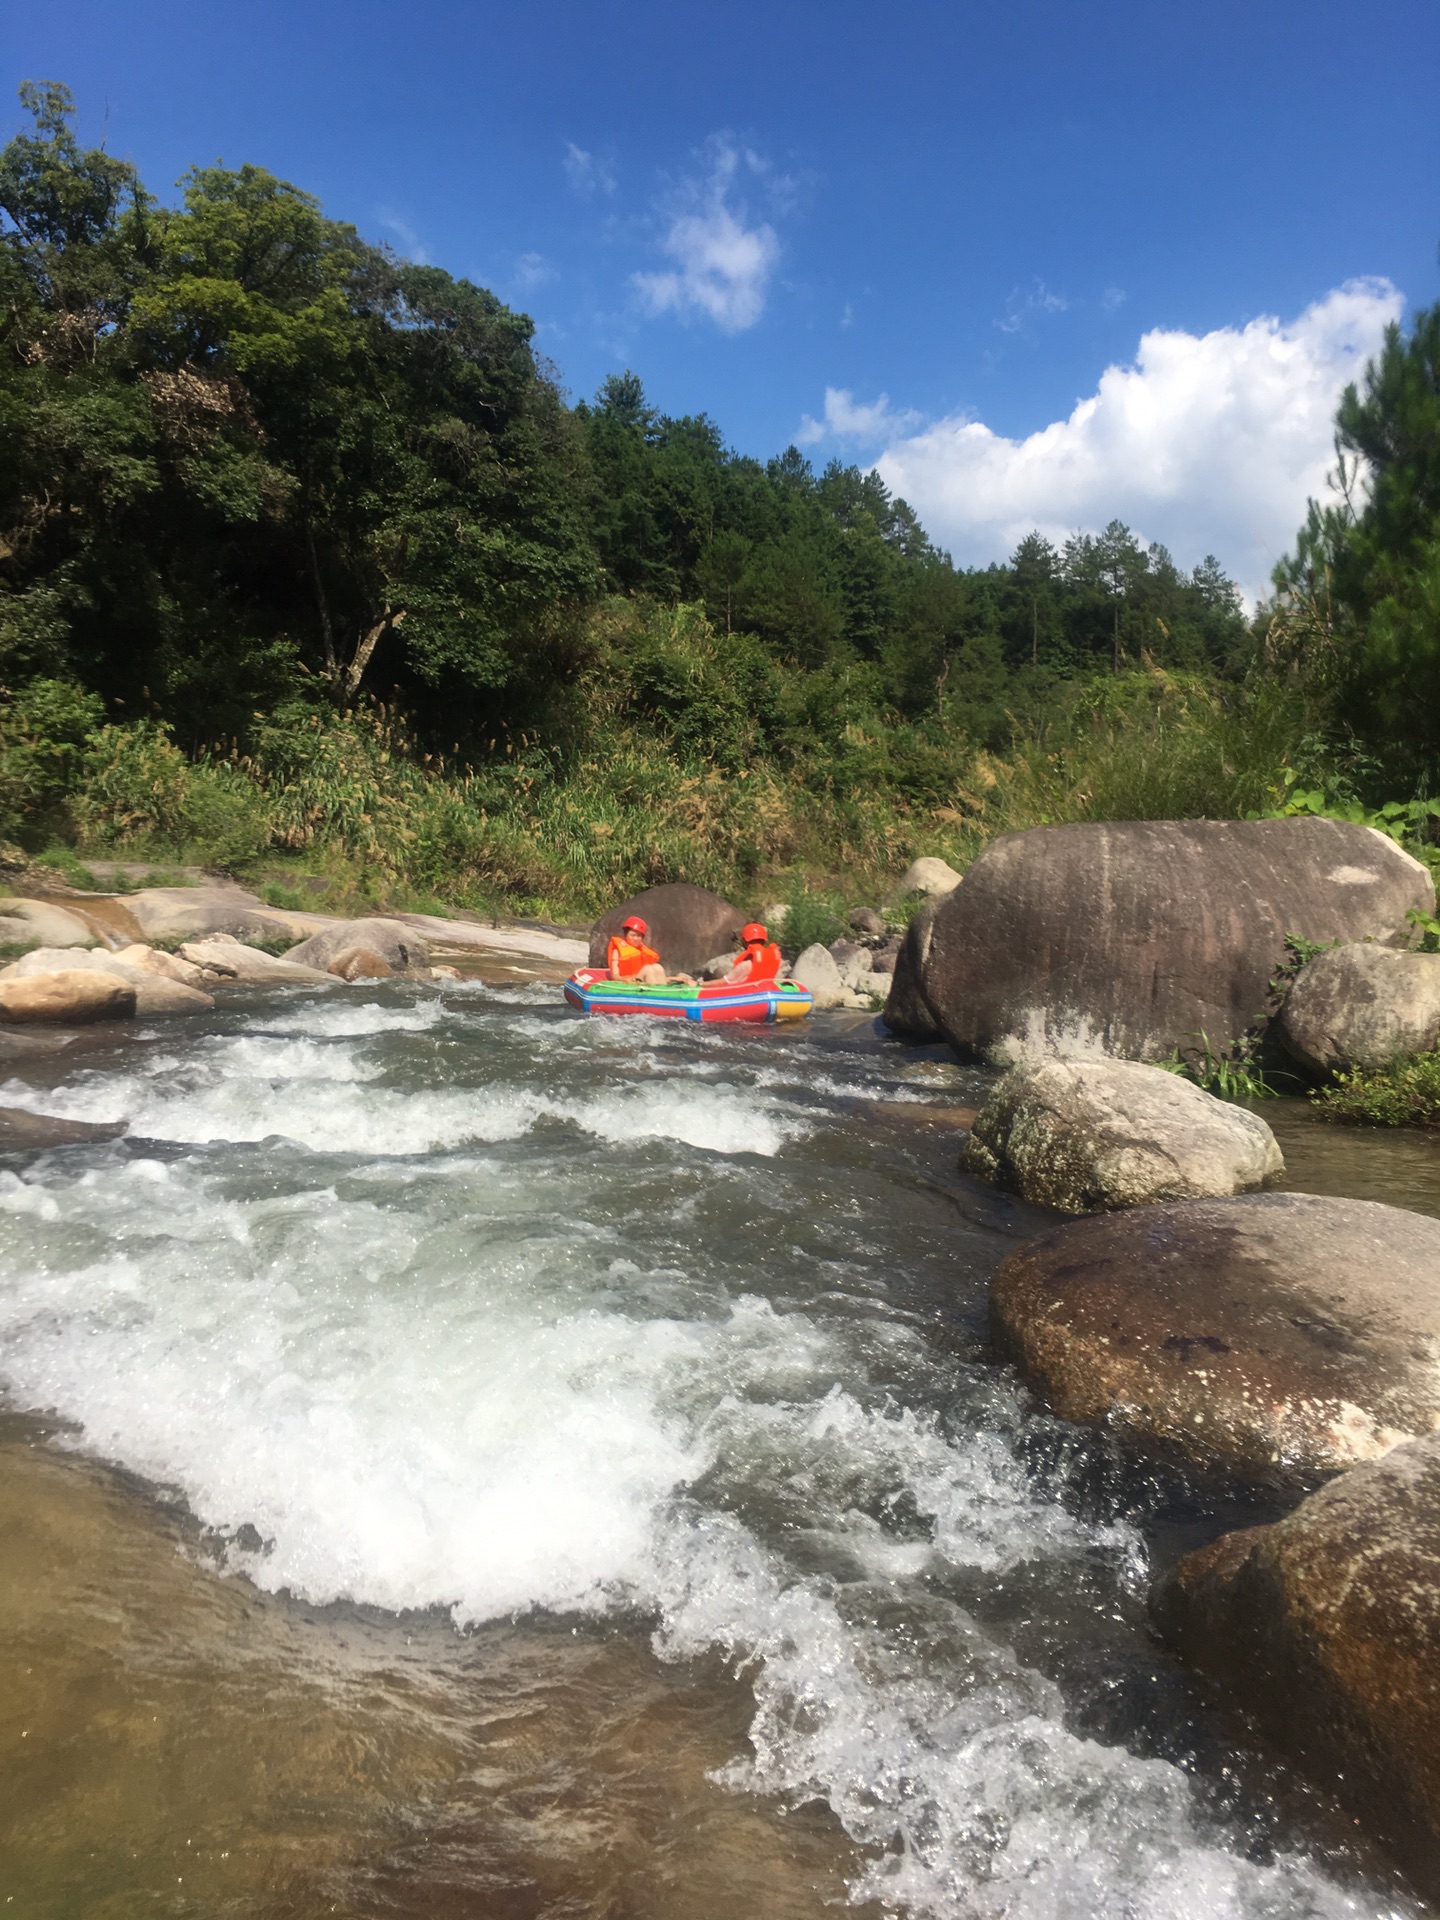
xmin=0 ymin=984 xmax=1416 ymax=1918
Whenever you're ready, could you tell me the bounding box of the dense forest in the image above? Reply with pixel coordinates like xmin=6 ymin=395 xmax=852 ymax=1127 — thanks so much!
xmin=2 ymin=81 xmax=1437 ymax=910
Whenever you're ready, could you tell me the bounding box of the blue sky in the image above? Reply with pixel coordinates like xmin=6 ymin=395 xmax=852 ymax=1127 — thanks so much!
xmin=3 ymin=0 xmax=1437 ymax=596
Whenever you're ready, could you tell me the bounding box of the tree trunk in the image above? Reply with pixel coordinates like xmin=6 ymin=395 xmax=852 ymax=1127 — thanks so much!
xmin=344 ymin=606 xmax=405 ymax=702
xmin=306 ymin=521 xmax=336 ymax=676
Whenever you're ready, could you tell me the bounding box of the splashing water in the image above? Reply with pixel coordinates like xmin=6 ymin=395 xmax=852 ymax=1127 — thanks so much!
xmin=0 ymin=987 xmax=1420 ymax=1918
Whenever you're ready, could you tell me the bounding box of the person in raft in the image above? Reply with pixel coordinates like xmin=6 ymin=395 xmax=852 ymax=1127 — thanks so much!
xmin=724 ymin=922 xmax=782 ymax=985
xmin=606 ymin=916 xmax=694 ymax=986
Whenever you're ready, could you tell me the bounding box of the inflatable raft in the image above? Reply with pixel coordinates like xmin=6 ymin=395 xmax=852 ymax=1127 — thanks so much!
xmin=563 ymin=969 xmax=812 ymax=1024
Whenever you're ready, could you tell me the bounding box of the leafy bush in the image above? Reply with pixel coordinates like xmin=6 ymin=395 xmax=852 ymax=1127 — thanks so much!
xmin=0 ymin=677 xmax=105 ymax=838
xmin=777 ymin=888 xmax=849 ymax=959
xmin=1315 ymin=1052 xmax=1440 ymax=1128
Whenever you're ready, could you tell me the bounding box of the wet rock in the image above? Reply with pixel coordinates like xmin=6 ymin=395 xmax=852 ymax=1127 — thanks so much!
xmin=430 ymin=965 xmax=463 ymax=981
xmin=1151 ymin=1433 xmax=1440 ymax=1886
xmin=991 ymin=1193 xmax=1440 ymax=1487
xmin=177 ymin=935 xmax=334 ymax=985
xmin=0 ymin=946 xmax=213 ymax=1016
xmin=881 ymin=901 xmax=944 ymax=1042
xmin=332 ymin=947 xmax=393 ymax=981
xmin=885 ymin=856 xmax=962 ymax=904
xmin=111 ymin=943 xmax=208 ymax=987
xmin=284 ymin=917 xmax=430 ymax=975
xmin=1280 ymin=942 xmax=1440 ymax=1075
xmin=0 ymin=970 xmax=135 ymax=1024
xmin=896 ymin=818 xmax=1434 ymax=1066
xmin=849 ymin=906 xmax=886 ymax=936
xmin=0 ymin=899 xmax=100 ymax=947
xmin=0 ymin=1106 xmax=126 ymax=1150
xmin=588 ymin=884 xmax=744 ymax=977
xmin=965 ymin=1058 xmax=1282 ymax=1212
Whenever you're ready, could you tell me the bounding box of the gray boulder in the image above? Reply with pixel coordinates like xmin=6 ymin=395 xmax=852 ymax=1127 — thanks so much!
xmin=965 ymin=1057 xmax=1282 ymax=1211
xmin=880 ymin=901 xmax=944 ymax=1041
xmin=849 ymin=906 xmax=886 ymax=936
xmin=887 ymin=818 xmax=1434 ymax=1065
xmin=991 ymin=1192 xmax=1440 ymax=1487
xmin=1152 ymin=1434 xmax=1440 ymax=1887
xmin=588 ymin=884 xmax=744 ymax=976
xmin=0 ymin=898 xmax=100 ymax=946
xmin=283 ymin=917 xmax=430 ymax=975
xmin=179 ymin=935 xmax=335 ymax=985
xmin=123 ymin=884 xmax=300 ymax=945
xmin=791 ymin=943 xmax=864 ymax=1010
xmin=884 ymin=856 xmax=962 ymax=904
xmin=1280 ymin=941 xmax=1440 ymax=1074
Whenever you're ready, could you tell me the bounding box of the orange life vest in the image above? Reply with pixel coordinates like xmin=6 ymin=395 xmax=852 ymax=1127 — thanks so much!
xmin=731 ymin=940 xmax=781 ymax=984
xmin=607 ymin=934 xmax=660 ymax=980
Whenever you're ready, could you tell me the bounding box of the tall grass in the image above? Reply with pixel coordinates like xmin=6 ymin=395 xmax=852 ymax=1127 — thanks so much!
xmin=0 ymin=627 xmax=1364 ymax=918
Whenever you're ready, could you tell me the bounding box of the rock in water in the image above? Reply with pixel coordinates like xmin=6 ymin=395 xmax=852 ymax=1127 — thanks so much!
xmin=885 ymin=857 xmax=962 ymax=903
xmin=178 ymin=936 xmax=335 ymax=985
xmin=588 ymin=885 xmax=744 ymax=976
xmin=123 ymin=885 xmax=295 ymax=945
xmin=1 ymin=946 xmax=213 ymax=1015
xmin=1151 ymin=1434 xmax=1440 ymax=1887
xmin=791 ymin=943 xmax=850 ymax=1009
xmin=891 ymin=818 xmax=1433 ymax=1065
xmin=0 ymin=1106 xmax=127 ymax=1150
xmin=332 ymin=947 xmax=393 ymax=981
xmin=991 ymin=1193 xmax=1440 ymax=1487
xmin=284 ymin=918 xmax=430 ymax=975
xmin=0 ymin=970 xmax=136 ymax=1024
xmin=1280 ymin=941 xmax=1440 ymax=1074
xmin=881 ymin=901 xmax=944 ymax=1041
xmin=965 ymin=1058 xmax=1282 ymax=1211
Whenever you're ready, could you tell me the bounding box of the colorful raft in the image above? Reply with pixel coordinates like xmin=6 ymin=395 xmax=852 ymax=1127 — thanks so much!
xmin=563 ymin=969 xmax=812 ymax=1024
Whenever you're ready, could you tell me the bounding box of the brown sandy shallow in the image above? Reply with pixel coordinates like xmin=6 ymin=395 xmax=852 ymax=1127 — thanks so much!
xmin=0 ymin=1418 xmax=870 ymax=1920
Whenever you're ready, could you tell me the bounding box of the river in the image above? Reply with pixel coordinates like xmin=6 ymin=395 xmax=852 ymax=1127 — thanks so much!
xmin=1 ymin=982 xmax=1435 ymax=1918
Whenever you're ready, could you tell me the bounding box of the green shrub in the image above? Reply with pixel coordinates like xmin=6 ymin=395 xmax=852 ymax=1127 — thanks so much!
xmin=778 ymin=888 xmax=849 ymax=959
xmin=1314 ymin=1052 xmax=1440 ymax=1128
xmin=0 ymin=678 xmax=105 ymax=839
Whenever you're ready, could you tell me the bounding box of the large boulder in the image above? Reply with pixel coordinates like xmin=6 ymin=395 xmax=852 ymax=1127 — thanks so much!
xmin=177 ymin=935 xmax=335 ymax=985
xmin=965 ymin=1058 xmax=1282 ymax=1211
xmin=1151 ymin=1434 xmax=1440 ymax=1886
xmin=991 ymin=1193 xmax=1440 ymax=1487
xmin=0 ymin=945 xmax=213 ymax=1016
xmin=791 ymin=943 xmax=855 ymax=1010
xmin=887 ymin=818 xmax=1434 ymax=1066
xmin=588 ymin=885 xmax=744 ymax=975
xmin=0 ymin=1106 xmax=127 ymax=1150
xmin=0 ymin=898 xmax=101 ymax=947
xmin=123 ymin=885 xmax=299 ymax=945
xmin=1280 ymin=942 xmax=1440 ymax=1075
xmin=881 ymin=901 xmax=944 ymax=1041
xmin=0 ymin=969 xmax=135 ymax=1024
xmin=283 ymin=918 xmax=430 ymax=975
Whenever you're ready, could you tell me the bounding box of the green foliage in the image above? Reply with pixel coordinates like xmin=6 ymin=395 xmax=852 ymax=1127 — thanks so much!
xmin=777 ymin=889 xmax=849 ymax=960
xmin=1407 ymin=907 xmax=1440 ymax=953
xmin=1274 ymin=782 xmax=1440 ymax=872
xmin=1161 ymin=1031 xmax=1276 ymax=1102
xmin=1315 ymin=1051 xmax=1440 ymax=1129
xmin=0 ymin=675 xmax=103 ymax=835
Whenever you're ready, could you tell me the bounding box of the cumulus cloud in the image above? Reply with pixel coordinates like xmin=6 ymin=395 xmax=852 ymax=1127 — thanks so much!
xmin=872 ymin=278 xmax=1401 ymax=603
xmin=633 ymin=138 xmax=780 ymax=334
xmin=796 ymin=387 xmax=922 ymax=447
xmin=564 ymin=143 xmax=616 ymax=197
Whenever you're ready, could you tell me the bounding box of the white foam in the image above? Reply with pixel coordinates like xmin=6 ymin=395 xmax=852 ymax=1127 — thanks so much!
xmin=0 ymin=1005 xmax=1413 ymax=1919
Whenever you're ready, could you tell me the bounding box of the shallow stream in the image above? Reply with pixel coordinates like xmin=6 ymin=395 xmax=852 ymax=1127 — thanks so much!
xmin=1 ymin=985 xmax=1437 ymax=1918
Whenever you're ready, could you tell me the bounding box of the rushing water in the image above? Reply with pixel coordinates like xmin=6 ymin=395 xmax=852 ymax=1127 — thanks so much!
xmin=0 ymin=984 xmax=1430 ymax=1918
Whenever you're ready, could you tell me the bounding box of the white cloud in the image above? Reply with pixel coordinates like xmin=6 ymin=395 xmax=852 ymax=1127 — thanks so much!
xmin=564 ymin=143 xmax=616 ymax=197
xmin=513 ymin=251 xmax=556 ymax=292
xmin=796 ymin=386 xmax=922 ymax=447
xmin=376 ymin=208 xmax=428 ymax=264
xmin=997 ymin=279 xmax=1069 ymax=335
xmin=633 ymin=138 xmax=780 ymax=334
xmin=872 ymin=278 xmax=1402 ymax=603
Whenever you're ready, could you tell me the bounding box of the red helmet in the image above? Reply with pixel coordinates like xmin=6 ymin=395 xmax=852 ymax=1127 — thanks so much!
xmin=621 ymin=915 xmax=648 ymax=939
xmin=741 ymin=922 xmax=767 ymax=945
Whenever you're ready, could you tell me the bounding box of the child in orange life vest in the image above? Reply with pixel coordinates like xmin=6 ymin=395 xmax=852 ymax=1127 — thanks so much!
xmin=606 ymin=916 xmax=695 ymax=986
xmin=724 ymin=923 xmax=782 ymax=985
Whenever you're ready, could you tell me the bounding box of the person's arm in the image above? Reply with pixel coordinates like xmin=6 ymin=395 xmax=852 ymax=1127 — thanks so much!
xmin=723 ymin=955 xmax=752 ymax=984
xmin=607 ymin=939 xmax=623 ymax=980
